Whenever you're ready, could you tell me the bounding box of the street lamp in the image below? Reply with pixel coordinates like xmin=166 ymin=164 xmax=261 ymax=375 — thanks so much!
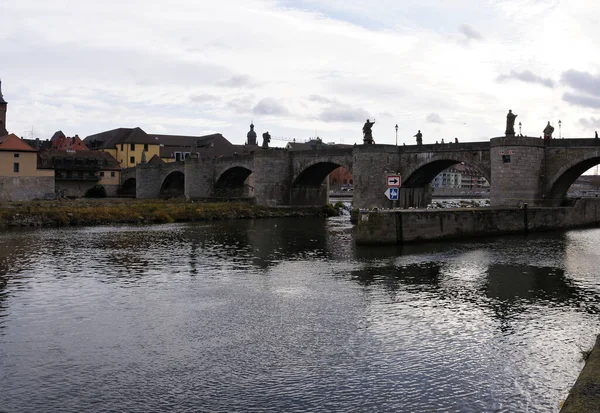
xmin=395 ymin=124 xmax=398 ymax=146
xmin=559 ymin=120 xmax=562 ymax=139
xmin=518 ymin=121 xmax=522 ymax=136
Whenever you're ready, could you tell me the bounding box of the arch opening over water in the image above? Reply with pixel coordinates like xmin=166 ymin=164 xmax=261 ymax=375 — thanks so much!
xmin=214 ymin=167 xmax=253 ymax=198
xmin=160 ymin=171 xmax=185 ymax=198
xmin=548 ymin=156 xmax=600 ymax=205
xmin=120 ymin=178 xmax=136 ymax=197
xmin=291 ymin=161 xmax=346 ymax=206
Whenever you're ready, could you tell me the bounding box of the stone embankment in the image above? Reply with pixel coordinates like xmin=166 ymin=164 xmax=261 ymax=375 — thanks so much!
xmin=0 ymin=199 xmax=340 ymax=230
xmin=560 ymin=335 xmax=600 ymax=412
xmin=356 ymin=198 xmax=600 ymax=244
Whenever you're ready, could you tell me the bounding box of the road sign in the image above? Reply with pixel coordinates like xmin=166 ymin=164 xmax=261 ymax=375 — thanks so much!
xmin=387 ymin=175 xmax=401 ymax=187
xmin=385 ymin=187 xmax=399 ymax=200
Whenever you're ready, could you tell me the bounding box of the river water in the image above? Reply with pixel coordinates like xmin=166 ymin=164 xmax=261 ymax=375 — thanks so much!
xmin=1 ymin=217 xmax=599 ymax=412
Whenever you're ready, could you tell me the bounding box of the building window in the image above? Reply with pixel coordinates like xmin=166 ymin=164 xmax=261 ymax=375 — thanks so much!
xmin=13 ymin=153 xmax=19 ymax=158
xmin=184 ymin=152 xmax=191 ymax=159
xmin=13 ymin=163 xmax=19 ymax=173
xmin=502 ymin=155 xmax=511 ymax=164
xmin=100 ymin=171 xmax=105 ymax=177
xmin=175 ymin=152 xmax=182 ymax=162
xmin=130 ymin=143 xmax=135 ymax=151
xmin=111 ymin=171 xmax=115 ymax=177
xmin=130 ymin=156 xmax=135 ymax=164
xmin=144 ymin=144 xmax=148 ymax=151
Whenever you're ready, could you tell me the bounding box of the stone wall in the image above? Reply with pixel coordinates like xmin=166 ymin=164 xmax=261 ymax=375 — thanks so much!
xmin=252 ymin=150 xmax=291 ymax=206
xmin=185 ymin=158 xmax=213 ymax=199
xmin=356 ymin=199 xmax=600 ymax=244
xmin=0 ymin=176 xmax=55 ymax=201
xmin=560 ymin=334 xmax=600 ymax=413
xmin=353 ymin=145 xmax=402 ymax=210
xmin=490 ymin=136 xmax=546 ymax=207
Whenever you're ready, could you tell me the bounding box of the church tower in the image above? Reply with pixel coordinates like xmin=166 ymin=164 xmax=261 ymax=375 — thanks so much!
xmin=0 ymin=79 xmax=7 ymax=136
xmin=246 ymin=121 xmax=257 ymax=145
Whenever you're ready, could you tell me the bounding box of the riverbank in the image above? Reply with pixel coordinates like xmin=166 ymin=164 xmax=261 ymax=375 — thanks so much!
xmin=560 ymin=335 xmax=600 ymax=412
xmin=0 ymin=199 xmax=341 ymax=229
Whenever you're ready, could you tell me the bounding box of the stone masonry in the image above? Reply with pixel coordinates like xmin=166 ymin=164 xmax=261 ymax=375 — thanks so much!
xmin=133 ymin=139 xmax=600 ymax=208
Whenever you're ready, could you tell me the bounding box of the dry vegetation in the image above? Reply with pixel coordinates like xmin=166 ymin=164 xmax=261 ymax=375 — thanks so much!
xmin=0 ymin=199 xmax=339 ymax=229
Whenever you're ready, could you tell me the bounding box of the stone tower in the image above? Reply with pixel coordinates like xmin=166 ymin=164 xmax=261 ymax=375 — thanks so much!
xmin=246 ymin=122 xmax=257 ymax=145
xmin=0 ymin=79 xmax=7 ymax=136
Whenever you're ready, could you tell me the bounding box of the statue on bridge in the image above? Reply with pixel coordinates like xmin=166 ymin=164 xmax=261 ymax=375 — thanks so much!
xmin=505 ymin=110 xmax=517 ymax=137
xmin=262 ymin=131 xmax=271 ymax=149
xmin=543 ymin=121 xmax=554 ymax=140
xmin=362 ymin=119 xmax=375 ymax=144
xmin=414 ymin=130 xmax=423 ymax=145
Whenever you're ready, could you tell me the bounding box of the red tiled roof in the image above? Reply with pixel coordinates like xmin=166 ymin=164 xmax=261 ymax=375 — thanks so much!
xmin=0 ymin=134 xmax=37 ymax=152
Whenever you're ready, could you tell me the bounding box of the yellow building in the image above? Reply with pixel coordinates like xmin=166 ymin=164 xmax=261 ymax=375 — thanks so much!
xmin=0 ymin=134 xmax=55 ymax=201
xmin=84 ymin=128 xmax=246 ymax=165
xmin=83 ymin=127 xmax=161 ymax=168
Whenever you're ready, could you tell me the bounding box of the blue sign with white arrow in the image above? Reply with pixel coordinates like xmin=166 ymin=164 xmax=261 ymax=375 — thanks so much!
xmin=385 ymin=187 xmax=399 ymax=200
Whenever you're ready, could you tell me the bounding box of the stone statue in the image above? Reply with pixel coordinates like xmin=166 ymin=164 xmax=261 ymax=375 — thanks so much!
xmin=141 ymin=150 xmax=147 ymax=163
xmin=543 ymin=121 xmax=554 ymax=140
xmin=247 ymin=122 xmax=257 ymax=145
xmin=362 ymin=119 xmax=375 ymax=144
xmin=414 ymin=130 xmax=423 ymax=145
xmin=262 ymin=131 xmax=271 ymax=148
xmin=506 ymin=110 xmax=517 ymax=137
xmin=595 ymin=131 xmax=598 ymax=139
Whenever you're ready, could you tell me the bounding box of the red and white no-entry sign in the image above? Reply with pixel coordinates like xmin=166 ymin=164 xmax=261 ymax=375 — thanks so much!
xmin=386 ymin=175 xmax=401 ymax=187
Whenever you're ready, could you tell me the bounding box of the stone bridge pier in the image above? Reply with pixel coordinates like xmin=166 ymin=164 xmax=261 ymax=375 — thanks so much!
xmin=490 ymin=136 xmax=600 ymax=207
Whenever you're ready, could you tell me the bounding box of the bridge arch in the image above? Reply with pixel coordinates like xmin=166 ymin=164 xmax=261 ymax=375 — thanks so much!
xmin=546 ymin=153 xmax=600 ymax=205
xmin=291 ymin=160 xmax=351 ymax=206
xmin=402 ymin=156 xmax=491 ymax=188
xmin=214 ymin=166 xmax=253 ymax=198
xmin=160 ymin=171 xmax=185 ymax=198
xmin=120 ymin=177 xmax=137 ymax=197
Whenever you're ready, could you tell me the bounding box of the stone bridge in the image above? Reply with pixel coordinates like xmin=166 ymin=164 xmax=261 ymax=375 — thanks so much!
xmin=130 ymin=137 xmax=600 ymax=209
xmin=491 ymin=137 xmax=600 ymax=207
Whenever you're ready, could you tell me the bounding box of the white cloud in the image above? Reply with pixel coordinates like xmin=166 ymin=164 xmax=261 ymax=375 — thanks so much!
xmin=1 ymin=0 xmax=599 ymax=143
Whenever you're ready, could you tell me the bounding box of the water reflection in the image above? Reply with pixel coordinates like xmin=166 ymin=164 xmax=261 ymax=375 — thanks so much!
xmin=351 ymin=262 xmax=442 ymax=291
xmin=0 ymin=220 xmax=599 ymax=412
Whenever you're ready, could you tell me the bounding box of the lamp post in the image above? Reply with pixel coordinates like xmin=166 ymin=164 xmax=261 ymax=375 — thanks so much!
xmin=395 ymin=124 xmax=398 ymax=146
xmin=518 ymin=121 xmax=522 ymax=136
xmin=559 ymin=120 xmax=562 ymax=139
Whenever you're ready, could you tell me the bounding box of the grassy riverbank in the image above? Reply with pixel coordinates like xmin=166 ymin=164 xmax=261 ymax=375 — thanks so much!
xmin=0 ymin=199 xmax=340 ymax=229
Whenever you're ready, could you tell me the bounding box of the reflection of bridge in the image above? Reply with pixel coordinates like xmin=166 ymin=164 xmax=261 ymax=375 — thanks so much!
xmin=126 ymin=137 xmax=600 ymax=209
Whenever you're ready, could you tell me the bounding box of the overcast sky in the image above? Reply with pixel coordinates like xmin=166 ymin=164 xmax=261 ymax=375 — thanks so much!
xmin=1 ymin=0 xmax=599 ymax=146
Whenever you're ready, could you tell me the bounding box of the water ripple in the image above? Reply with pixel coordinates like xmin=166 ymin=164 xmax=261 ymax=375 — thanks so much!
xmin=0 ymin=219 xmax=599 ymax=412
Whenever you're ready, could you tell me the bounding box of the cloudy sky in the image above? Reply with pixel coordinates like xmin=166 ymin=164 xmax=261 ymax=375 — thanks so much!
xmin=1 ymin=0 xmax=599 ymax=146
